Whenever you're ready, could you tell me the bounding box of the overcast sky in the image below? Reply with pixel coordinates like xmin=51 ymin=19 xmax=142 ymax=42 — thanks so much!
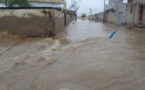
xmin=66 ymin=0 xmax=127 ymax=16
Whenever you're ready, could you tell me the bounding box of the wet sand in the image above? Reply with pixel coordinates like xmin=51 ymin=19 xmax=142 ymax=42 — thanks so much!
xmin=0 ymin=19 xmax=145 ymax=90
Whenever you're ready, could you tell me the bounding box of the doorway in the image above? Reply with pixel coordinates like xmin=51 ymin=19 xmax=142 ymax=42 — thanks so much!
xmin=118 ymin=12 xmax=123 ymax=24
xmin=139 ymin=4 xmax=144 ymax=21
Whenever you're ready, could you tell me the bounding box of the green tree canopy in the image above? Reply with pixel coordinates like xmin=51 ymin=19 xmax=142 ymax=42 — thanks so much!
xmin=0 ymin=0 xmax=31 ymax=7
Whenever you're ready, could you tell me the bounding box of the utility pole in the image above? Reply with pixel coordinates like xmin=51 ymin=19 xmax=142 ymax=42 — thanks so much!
xmin=90 ymin=8 xmax=93 ymax=15
xmin=103 ymin=0 xmax=106 ymax=22
xmin=89 ymin=8 xmax=93 ymax=20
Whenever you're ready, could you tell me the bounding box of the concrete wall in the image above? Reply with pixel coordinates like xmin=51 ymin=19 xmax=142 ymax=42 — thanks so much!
xmin=105 ymin=0 xmax=127 ymax=24
xmin=107 ymin=11 xmax=117 ymax=22
xmin=54 ymin=10 xmax=64 ymax=34
xmin=54 ymin=10 xmax=74 ymax=34
xmin=95 ymin=12 xmax=104 ymax=21
xmin=126 ymin=0 xmax=145 ymax=25
xmin=126 ymin=0 xmax=133 ymax=23
xmin=0 ymin=8 xmax=73 ymax=36
xmin=143 ymin=6 xmax=145 ymax=23
xmin=133 ymin=3 xmax=139 ymax=24
xmin=116 ymin=3 xmax=127 ymax=23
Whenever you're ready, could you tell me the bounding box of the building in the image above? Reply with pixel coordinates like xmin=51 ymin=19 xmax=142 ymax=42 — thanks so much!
xmin=94 ymin=12 xmax=104 ymax=21
xmin=126 ymin=0 xmax=145 ymax=26
xmin=31 ymin=0 xmax=66 ymax=9
xmin=105 ymin=0 xmax=127 ymax=24
xmin=0 ymin=0 xmax=66 ymax=8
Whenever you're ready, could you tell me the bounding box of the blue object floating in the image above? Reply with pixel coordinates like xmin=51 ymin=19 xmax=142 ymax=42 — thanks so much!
xmin=109 ymin=31 xmax=117 ymax=39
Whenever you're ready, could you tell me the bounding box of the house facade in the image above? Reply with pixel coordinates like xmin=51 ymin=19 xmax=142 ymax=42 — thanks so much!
xmin=126 ymin=0 xmax=145 ymax=26
xmin=31 ymin=0 xmax=66 ymax=9
xmin=94 ymin=12 xmax=104 ymax=21
xmin=105 ymin=0 xmax=127 ymax=24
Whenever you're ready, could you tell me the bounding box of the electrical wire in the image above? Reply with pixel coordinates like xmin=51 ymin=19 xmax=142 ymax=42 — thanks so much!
xmin=0 ymin=0 xmax=81 ymax=57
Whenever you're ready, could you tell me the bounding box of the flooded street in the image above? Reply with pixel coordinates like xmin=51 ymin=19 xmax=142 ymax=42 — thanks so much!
xmin=0 ymin=19 xmax=145 ymax=90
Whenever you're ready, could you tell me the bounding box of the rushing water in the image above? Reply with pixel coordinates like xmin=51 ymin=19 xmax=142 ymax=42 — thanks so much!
xmin=0 ymin=19 xmax=145 ymax=90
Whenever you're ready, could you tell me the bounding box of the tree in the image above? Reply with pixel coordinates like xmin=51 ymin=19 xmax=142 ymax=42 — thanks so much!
xmin=81 ymin=13 xmax=86 ymax=18
xmin=0 ymin=0 xmax=31 ymax=7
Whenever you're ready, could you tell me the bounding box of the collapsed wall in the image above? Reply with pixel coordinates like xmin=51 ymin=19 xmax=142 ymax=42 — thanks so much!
xmin=0 ymin=8 xmax=74 ymax=37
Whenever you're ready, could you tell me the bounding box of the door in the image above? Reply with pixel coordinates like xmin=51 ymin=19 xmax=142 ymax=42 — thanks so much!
xmin=139 ymin=5 xmax=144 ymax=21
xmin=118 ymin=12 xmax=123 ymax=24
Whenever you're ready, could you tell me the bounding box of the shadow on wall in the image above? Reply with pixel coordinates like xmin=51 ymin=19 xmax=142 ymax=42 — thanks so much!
xmin=0 ymin=8 xmax=74 ymax=37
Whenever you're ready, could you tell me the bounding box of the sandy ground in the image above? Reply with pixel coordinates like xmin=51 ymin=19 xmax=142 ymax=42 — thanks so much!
xmin=0 ymin=19 xmax=145 ymax=90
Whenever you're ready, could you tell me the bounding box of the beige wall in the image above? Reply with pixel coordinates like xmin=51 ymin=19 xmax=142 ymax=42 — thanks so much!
xmin=143 ymin=5 xmax=145 ymax=23
xmin=54 ymin=10 xmax=65 ymax=34
xmin=105 ymin=1 xmax=126 ymax=24
xmin=107 ymin=11 xmax=116 ymax=23
xmin=0 ymin=9 xmax=55 ymax=36
xmin=0 ymin=9 xmax=73 ymax=37
xmin=133 ymin=3 xmax=140 ymax=24
xmin=126 ymin=0 xmax=145 ymax=25
xmin=126 ymin=0 xmax=133 ymax=23
xmin=31 ymin=0 xmax=63 ymax=3
xmin=54 ymin=10 xmax=74 ymax=34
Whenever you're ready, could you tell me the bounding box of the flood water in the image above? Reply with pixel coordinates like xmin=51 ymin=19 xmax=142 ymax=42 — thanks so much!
xmin=0 ymin=19 xmax=145 ymax=90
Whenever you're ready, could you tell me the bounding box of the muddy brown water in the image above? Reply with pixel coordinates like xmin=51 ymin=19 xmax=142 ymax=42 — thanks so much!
xmin=0 ymin=19 xmax=145 ymax=90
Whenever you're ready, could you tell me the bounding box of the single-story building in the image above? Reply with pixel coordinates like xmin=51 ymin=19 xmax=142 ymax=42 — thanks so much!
xmin=0 ymin=0 xmax=66 ymax=9
xmin=105 ymin=0 xmax=127 ymax=24
xmin=94 ymin=12 xmax=104 ymax=21
xmin=31 ymin=0 xmax=66 ymax=9
xmin=126 ymin=0 xmax=145 ymax=26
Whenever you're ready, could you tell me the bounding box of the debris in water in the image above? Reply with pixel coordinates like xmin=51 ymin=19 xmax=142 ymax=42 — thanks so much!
xmin=14 ymin=60 xmax=27 ymax=66
xmin=109 ymin=31 xmax=117 ymax=39
xmin=45 ymin=59 xmax=57 ymax=66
